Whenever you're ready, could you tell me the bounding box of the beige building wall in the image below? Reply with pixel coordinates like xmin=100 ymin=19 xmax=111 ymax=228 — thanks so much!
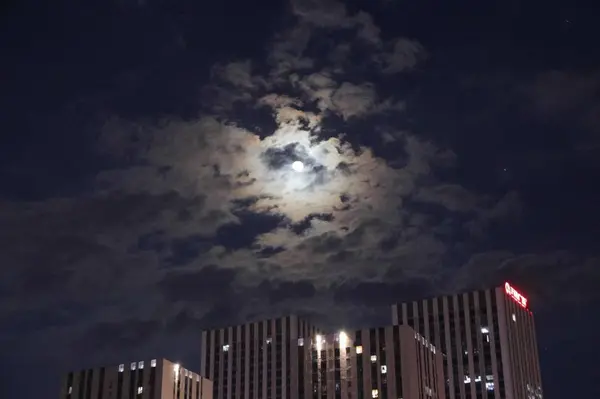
xmin=59 ymin=358 xmax=212 ymax=399
xmin=202 ymin=317 xmax=444 ymax=399
xmin=391 ymin=283 xmax=543 ymax=399
xmin=200 ymin=315 xmax=319 ymax=399
xmin=352 ymin=325 xmax=445 ymax=399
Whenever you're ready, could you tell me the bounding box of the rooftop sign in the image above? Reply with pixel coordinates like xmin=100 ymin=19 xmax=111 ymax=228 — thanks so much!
xmin=505 ymin=282 xmax=528 ymax=308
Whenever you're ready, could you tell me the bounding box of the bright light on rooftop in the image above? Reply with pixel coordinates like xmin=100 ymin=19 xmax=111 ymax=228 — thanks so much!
xmin=338 ymin=331 xmax=349 ymax=348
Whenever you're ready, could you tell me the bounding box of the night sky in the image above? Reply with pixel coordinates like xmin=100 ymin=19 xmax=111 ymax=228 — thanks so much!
xmin=1 ymin=0 xmax=600 ymax=397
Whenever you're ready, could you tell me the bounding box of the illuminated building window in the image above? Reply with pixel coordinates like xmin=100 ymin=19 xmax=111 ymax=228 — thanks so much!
xmin=138 ymin=386 xmax=143 ymax=394
xmin=372 ymin=389 xmax=379 ymax=398
xmin=512 ymin=314 xmax=516 ymax=322
xmin=223 ymin=344 xmax=230 ymax=352
xmin=355 ymin=345 xmax=363 ymax=354
xmin=381 ymin=365 xmax=387 ymax=374
xmin=130 ymin=362 xmax=137 ymax=371
xmin=151 ymin=359 xmax=157 ymax=367
xmin=370 ymin=355 xmax=377 ymax=363
xmin=118 ymin=364 xmax=124 ymax=372
xmin=481 ymin=327 xmax=489 ymax=334
xmin=486 ymin=382 xmax=494 ymax=391
xmin=68 ymin=386 xmax=72 ymax=394
xmin=266 ymin=337 xmax=272 ymax=344
xmin=138 ymin=361 xmax=144 ymax=369
xmin=298 ymin=338 xmax=304 ymax=346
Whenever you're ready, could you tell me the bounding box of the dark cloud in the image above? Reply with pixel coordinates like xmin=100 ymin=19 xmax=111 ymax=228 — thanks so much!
xmin=333 ymin=279 xmax=434 ymax=307
xmin=259 ymin=279 xmax=317 ymax=303
xmin=159 ymin=266 xmax=238 ymax=303
xmin=214 ymin=211 xmax=287 ymax=251
xmin=290 ymin=212 xmax=334 ymax=235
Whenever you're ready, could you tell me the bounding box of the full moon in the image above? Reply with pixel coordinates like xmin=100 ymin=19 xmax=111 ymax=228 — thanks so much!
xmin=291 ymin=161 xmax=304 ymax=172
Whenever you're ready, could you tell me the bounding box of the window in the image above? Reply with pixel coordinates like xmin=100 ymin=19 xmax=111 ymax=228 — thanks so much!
xmin=486 ymin=382 xmax=494 ymax=391
xmin=223 ymin=344 xmax=230 ymax=352
xmin=266 ymin=337 xmax=273 ymax=344
xmin=480 ymin=327 xmax=489 ymax=334
xmin=298 ymin=338 xmax=304 ymax=346
xmin=118 ymin=364 xmax=124 ymax=372
xmin=356 ymin=345 xmax=363 ymax=354
xmin=370 ymin=355 xmax=377 ymax=362
xmin=68 ymin=386 xmax=72 ymax=394
xmin=381 ymin=365 xmax=387 ymax=374
xmin=138 ymin=361 xmax=144 ymax=369
xmin=137 ymin=387 xmax=143 ymax=394
xmin=512 ymin=314 xmax=516 ymax=322
xmin=151 ymin=359 xmax=157 ymax=367
xmin=372 ymin=389 xmax=379 ymax=398
xmin=131 ymin=362 xmax=137 ymax=371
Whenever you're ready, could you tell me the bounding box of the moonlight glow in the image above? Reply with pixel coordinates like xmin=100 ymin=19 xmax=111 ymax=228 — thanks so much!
xmin=292 ymin=161 xmax=305 ymax=172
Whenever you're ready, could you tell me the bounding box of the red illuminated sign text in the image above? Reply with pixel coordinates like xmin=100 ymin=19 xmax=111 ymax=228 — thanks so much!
xmin=505 ymin=282 xmax=528 ymax=308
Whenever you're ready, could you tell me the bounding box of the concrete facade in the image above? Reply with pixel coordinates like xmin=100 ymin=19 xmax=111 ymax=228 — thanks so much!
xmin=59 ymin=358 xmax=213 ymax=399
xmin=391 ymin=283 xmax=543 ymax=399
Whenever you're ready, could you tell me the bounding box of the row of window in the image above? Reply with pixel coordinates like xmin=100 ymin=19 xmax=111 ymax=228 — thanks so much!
xmin=118 ymin=359 xmax=157 ymax=372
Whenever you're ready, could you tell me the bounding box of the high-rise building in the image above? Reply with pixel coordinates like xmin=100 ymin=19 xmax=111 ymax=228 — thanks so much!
xmin=200 ymin=315 xmax=319 ymax=399
xmin=391 ymin=282 xmax=543 ymax=399
xmin=312 ymin=326 xmax=445 ymax=399
xmin=59 ymin=358 xmax=213 ymax=399
xmin=351 ymin=325 xmax=445 ymax=399
xmin=200 ymin=316 xmax=444 ymax=399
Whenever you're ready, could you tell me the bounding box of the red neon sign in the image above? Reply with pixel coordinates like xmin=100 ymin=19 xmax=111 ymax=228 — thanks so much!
xmin=505 ymin=282 xmax=528 ymax=308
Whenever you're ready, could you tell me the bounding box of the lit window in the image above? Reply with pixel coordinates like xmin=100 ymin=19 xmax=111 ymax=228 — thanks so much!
xmin=372 ymin=389 xmax=379 ymax=398
xmin=298 ymin=338 xmax=304 ymax=346
xmin=486 ymin=335 xmax=490 ymax=343
xmin=486 ymin=382 xmax=494 ymax=391
xmin=130 ymin=362 xmax=137 ymax=371
xmin=512 ymin=313 xmax=516 ymax=322
xmin=355 ymin=345 xmax=363 ymax=354
xmin=137 ymin=386 xmax=143 ymax=394
xmin=138 ymin=361 xmax=144 ymax=369
xmin=223 ymin=344 xmax=230 ymax=352
xmin=370 ymin=355 xmax=377 ymax=362
xmin=481 ymin=327 xmax=489 ymax=334
xmin=68 ymin=386 xmax=72 ymax=394
xmin=381 ymin=365 xmax=387 ymax=374
xmin=486 ymin=375 xmax=494 ymax=381
xmin=151 ymin=359 xmax=157 ymax=367
xmin=266 ymin=337 xmax=272 ymax=344
xmin=118 ymin=364 xmax=124 ymax=372
xmin=475 ymin=376 xmax=482 ymax=382
xmin=464 ymin=376 xmax=471 ymax=384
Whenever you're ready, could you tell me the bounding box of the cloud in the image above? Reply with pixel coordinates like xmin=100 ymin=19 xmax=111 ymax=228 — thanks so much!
xmin=0 ymin=0 xmax=550 ymax=384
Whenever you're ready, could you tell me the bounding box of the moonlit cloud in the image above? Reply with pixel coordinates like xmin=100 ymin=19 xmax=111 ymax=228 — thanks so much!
xmin=2 ymin=0 xmax=581 ymax=375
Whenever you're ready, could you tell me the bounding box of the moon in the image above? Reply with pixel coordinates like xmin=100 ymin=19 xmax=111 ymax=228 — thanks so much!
xmin=292 ymin=161 xmax=305 ymax=172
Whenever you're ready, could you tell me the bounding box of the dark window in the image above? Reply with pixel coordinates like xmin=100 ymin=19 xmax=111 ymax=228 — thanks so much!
xmin=78 ymin=370 xmax=86 ymax=399
xmin=117 ymin=370 xmax=124 ymax=399
xmin=129 ymin=367 xmax=136 ymax=399
xmin=66 ymin=372 xmax=74 ymax=398
xmin=97 ymin=368 xmax=105 ymax=399
xmin=150 ymin=366 xmax=156 ymax=399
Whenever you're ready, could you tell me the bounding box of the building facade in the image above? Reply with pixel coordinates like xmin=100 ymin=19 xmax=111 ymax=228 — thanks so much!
xmin=59 ymin=358 xmax=213 ymax=399
xmin=391 ymin=282 xmax=543 ymax=399
xmin=201 ymin=316 xmax=444 ymax=399
xmin=200 ymin=315 xmax=319 ymax=399
xmin=350 ymin=325 xmax=445 ymax=399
